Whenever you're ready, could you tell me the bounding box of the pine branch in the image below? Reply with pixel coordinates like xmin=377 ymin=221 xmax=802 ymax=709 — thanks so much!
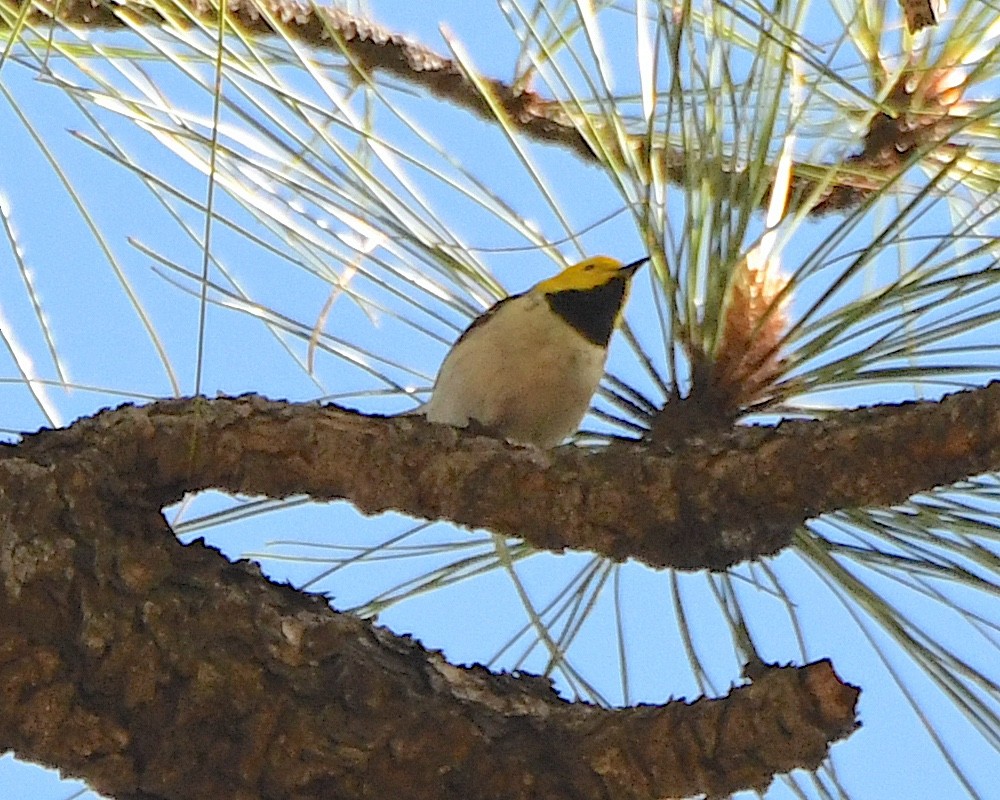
xmin=10 ymin=386 xmax=1000 ymax=573
xmin=2 ymin=0 xmax=970 ymax=213
xmin=0 ymin=444 xmax=857 ymax=800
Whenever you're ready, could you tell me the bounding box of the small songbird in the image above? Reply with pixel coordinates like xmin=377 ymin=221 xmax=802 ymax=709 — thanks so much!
xmin=419 ymin=256 xmax=648 ymax=447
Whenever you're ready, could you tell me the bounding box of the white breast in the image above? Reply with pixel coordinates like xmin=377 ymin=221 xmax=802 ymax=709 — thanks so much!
xmin=423 ymin=293 xmax=607 ymax=447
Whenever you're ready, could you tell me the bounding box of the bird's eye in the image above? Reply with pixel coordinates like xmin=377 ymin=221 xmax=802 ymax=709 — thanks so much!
xmin=583 ymin=264 xmax=594 ymax=271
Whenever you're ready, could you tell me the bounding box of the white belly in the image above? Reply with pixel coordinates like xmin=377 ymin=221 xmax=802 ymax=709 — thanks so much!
xmin=423 ymin=293 xmax=607 ymax=447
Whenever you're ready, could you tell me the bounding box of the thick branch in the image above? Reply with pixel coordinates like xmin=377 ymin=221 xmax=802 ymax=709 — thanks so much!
xmin=0 ymin=450 xmax=858 ymax=800
xmin=4 ymin=0 xmax=957 ymax=213
xmin=10 ymin=384 xmax=1000 ymax=571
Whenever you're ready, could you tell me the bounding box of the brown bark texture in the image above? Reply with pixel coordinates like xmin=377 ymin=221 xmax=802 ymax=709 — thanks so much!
xmin=0 ymin=402 xmax=860 ymax=799
xmin=0 ymin=3 xmax=976 ymax=796
xmin=12 ymin=390 xmax=1000 ymax=571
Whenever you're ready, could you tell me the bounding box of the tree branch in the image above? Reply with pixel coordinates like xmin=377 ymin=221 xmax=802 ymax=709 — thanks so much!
xmin=10 ymin=384 xmax=1000 ymax=573
xmin=4 ymin=0 xmax=964 ymax=214
xmin=0 ymin=443 xmax=857 ymax=800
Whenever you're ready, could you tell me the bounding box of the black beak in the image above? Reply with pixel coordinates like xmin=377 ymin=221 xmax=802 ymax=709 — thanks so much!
xmin=621 ymin=256 xmax=650 ymax=277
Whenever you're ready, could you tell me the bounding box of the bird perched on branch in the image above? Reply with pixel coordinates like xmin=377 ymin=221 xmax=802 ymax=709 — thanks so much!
xmin=418 ymin=255 xmax=648 ymax=448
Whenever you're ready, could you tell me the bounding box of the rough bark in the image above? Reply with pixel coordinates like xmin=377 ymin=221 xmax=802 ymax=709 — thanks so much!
xmin=11 ymin=388 xmax=1000 ymax=571
xmin=0 ymin=420 xmax=859 ymax=799
xmin=0 ymin=3 xmax=977 ymax=796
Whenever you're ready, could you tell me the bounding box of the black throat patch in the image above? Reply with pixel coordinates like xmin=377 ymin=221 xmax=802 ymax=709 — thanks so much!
xmin=545 ymin=277 xmax=627 ymax=346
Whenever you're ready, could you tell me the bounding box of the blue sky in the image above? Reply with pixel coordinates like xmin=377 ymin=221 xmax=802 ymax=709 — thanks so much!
xmin=1 ymin=1 xmax=999 ymax=798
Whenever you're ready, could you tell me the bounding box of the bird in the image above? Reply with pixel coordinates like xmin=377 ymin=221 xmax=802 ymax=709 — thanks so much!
xmin=418 ymin=255 xmax=648 ymax=448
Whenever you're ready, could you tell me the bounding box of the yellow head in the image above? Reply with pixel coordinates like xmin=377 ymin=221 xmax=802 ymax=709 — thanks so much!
xmin=534 ymin=256 xmax=649 ymax=295
xmin=531 ymin=255 xmax=648 ymax=347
